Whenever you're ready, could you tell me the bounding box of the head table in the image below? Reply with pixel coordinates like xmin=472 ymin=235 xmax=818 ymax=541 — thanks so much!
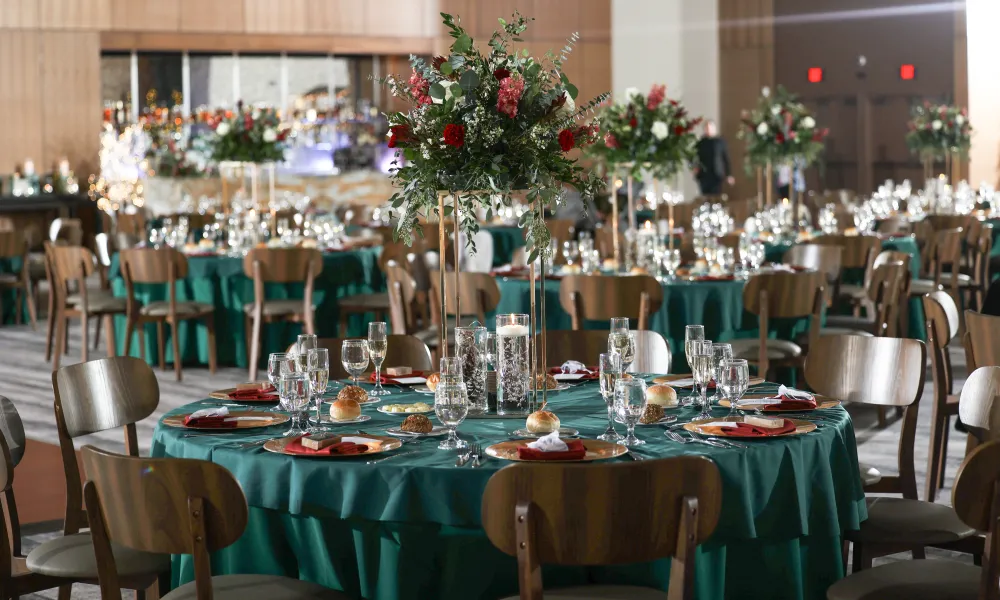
xmin=152 ymin=377 xmax=866 ymax=600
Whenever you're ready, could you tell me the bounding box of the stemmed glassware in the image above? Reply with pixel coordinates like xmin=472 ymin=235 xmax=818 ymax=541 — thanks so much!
xmin=267 ymin=352 xmax=295 ymax=412
xmin=689 ymin=340 xmax=715 ymax=420
xmin=306 ymin=348 xmax=330 ymax=432
xmin=614 ymin=378 xmax=648 ymax=447
xmin=711 ymin=343 xmax=733 ymax=402
xmin=296 ymin=334 xmax=318 ymax=373
xmin=279 ymin=371 xmax=310 ymax=436
xmin=341 ymin=340 xmax=369 ymax=388
xmin=368 ymin=322 xmax=390 ymax=396
xmin=720 ymin=359 xmax=750 ymax=417
xmin=684 ymin=325 xmax=705 ymax=406
xmin=608 ymin=317 xmax=636 ymax=373
xmin=562 ymin=240 xmax=580 ymax=267
xmin=434 ymin=376 xmax=469 ymax=450
xmin=598 ymin=353 xmax=623 ymax=442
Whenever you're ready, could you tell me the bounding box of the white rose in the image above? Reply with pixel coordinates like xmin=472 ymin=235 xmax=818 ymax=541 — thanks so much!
xmin=932 ymin=120 xmax=942 ymax=131
xmin=263 ymin=128 xmax=277 ymax=143
xmin=215 ymin=122 xmax=230 ymax=136
xmin=650 ymin=121 xmax=669 ymax=140
xmin=771 ymin=105 xmax=781 ymax=116
xmin=801 ymin=116 xmax=815 ymax=129
xmin=432 ymin=81 xmax=459 ymax=105
xmin=756 ymin=122 xmax=769 ymax=135
xmin=557 ymin=93 xmax=576 ymax=118
xmin=956 ymin=115 xmax=965 ymax=125
xmin=624 ymin=87 xmax=640 ymax=103
xmin=761 ymin=86 xmax=771 ymax=97
xmin=252 ymin=109 xmax=261 ymax=119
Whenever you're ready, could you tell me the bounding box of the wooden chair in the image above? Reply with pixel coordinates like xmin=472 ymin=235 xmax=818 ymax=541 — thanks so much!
xmin=0 ymin=396 xmax=66 ymax=599
xmin=729 ymin=270 xmax=824 ymax=378
xmin=804 ymin=335 xmax=977 ymax=572
xmin=823 ymin=261 xmax=907 ymax=338
xmin=288 ymin=335 xmax=434 ymax=380
xmin=873 ymin=249 xmax=913 ymax=336
xmin=910 ymin=227 xmax=964 ymax=300
xmin=593 ymin=226 xmax=622 ymax=261
xmin=115 ymin=212 xmax=146 ymax=239
xmin=877 ymin=216 xmax=912 ymax=236
xmin=558 ymin=275 xmax=663 ymax=332
xmin=25 ymin=356 xmax=169 ymax=600
xmin=943 ymin=223 xmax=994 ymax=313
xmin=49 ymin=218 xmax=84 ymax=247
xmin=825 ymin=439 xmax=1000 ymax=600
xmin=923 ymin=291 xmax=962 ymax=502
xmin=783 ymin=243 xmax=843 ymax=306
xmin=242 ymin=247 xmax=323 ymax=381
xmin=120 ymin=247 xmax=217 ymax=381
xmin=335 ymin=248 xmax=391 ymax=337
xmin=924 ymin=214 xmax=971 ymax=233
xmin=429 ymin=270 xmax=501 ymax=328
xmin=48 ymin=244 xmax=127 ymax=371
xmin=80 ymin=446 xmax=350 ymax=600
xmin=481 ymin=457 xmax=721 ymax=600
xmin=965 ymin=310 xmax=1000 ymax=374
xmin=542 ymin=330 xmax=672 ymax=374
xmin=0 ymin=231 xmax=37 ymax=329
xmin=813 ymin=234 xmax=881 ymax=311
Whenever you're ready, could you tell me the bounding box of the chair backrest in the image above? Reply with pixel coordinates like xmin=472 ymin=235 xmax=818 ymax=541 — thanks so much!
xmin=633 ymin=329 xmax=671 ymax=373
xmin=242 ymin=247 xmax=323 ymax=283
xmin=81 ymin=446 xmax=248 ymax=597
xmin=743 ymin=270 xmax=824 ymax=319
xmin=873 ymin=249 xmax=912 ymax=273
xmin=812 ymin=234 xmax=881 ymax=270
xmin=924 ymin=227 xmax=963 ymax=280
xmin=429 ymin=270 xmax=501 ymax=325
xmin=120 ymin=247 xmax=190 ymax=284
xmin=48 ymin=243 xmax=95 ymax=284
xmin=0 ymin=396 xmax=25 ymax=569
xmin=951 ymin=439 xmax=1000 ymax=592
xmin=466 ymin=230 xmax=495 ymax=273
xmin=868 ymin=261 xmax=907 ymax=335
xmin=116 ymin=212 xmax=146 ymax=238
xmin=958 ymin=367 xmax=1000 ymax=442
xmin=558 ymin=274 xmax=663 ymax=331
xmin=0 ymin=231 xmax=26 ymax=261
xmin=385 ymin=262 xmax=418 ymax=334
xmin=301 ymin=335 xmax=434 ymax=379
xmin=925 ymin=214 xmax=970 ymax=232
xmin=49 ymin=218 xmax=83 ymax=246
xmin=965 ymin=310 xmax=1000 ymax=372
xmin=593 ymin=226 xmax=621 ymax=260
xmin=540 ymin=329 xmax=671 ymax=374
xmin=783 ymin=244 xmax=842 ymax=284
xmin=0 ymin=397 xmax=25 ymax=474
xmin=924 ymin=290 xmax=960 ymax=348
xmin=482 ymin=458 xmax=721 ymax=598
xmin=878 ymin=217 xmax=911 ymax=236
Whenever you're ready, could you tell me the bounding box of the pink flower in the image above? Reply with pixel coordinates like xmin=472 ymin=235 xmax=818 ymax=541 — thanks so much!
xmin=497 ymin=75 xmax=525 ymax=119
xmin=408 ymin=70 xmax=432 ymax=106
xmin=646 ymin=84 xmax=666 ymax=110
xmin=604 ymin=132 xmax=619 ymax=149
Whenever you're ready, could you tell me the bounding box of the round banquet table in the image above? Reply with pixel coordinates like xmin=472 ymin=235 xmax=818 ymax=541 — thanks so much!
xmin=107 ymin=247 xmax=384 ymax=369
xmin=484 ymin=225 xmax=527 ymax=267
xmin=152 ymin=379 xmax=866 ymax=600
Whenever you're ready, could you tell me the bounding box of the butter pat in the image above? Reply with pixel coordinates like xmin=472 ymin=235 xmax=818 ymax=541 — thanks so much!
xmin=385 ymin=367 xmax=412 ymax=376
xmin=744 ymin=415 xmax=784 ymax=429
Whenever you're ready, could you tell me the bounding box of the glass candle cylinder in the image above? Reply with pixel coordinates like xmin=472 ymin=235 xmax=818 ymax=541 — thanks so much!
xmin=495 ymin=314 xmax=531 ymax=416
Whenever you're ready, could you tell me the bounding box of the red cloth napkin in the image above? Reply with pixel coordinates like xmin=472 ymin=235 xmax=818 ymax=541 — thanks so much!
xmin=704 ymin=419 xmax=797 ymax=437
xmin=183 ymin=415 xmax=237 ymax=428
xmin=227 ymin=386 xmax=278 ymax=401
xmin=763 ymin=396 xmax=817 ymax=411
xmin=369 ymin=371 xmax=425 ymax=384
xmin=517 ymin=439 xmax=587 ymax=461
xmin=283 ymin=436 xmax=370 ymax=456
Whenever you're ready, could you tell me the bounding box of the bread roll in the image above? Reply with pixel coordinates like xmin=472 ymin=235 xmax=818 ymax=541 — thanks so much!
xmin=426 ymin=372 xmax=442 ymax=391
xmin=534 ymin=373 xmax=558 ymax=390
xmin=401 ymin=414 xmax=433 ymax=433
xmin=526 ymin=410 xmax=560 ymax=434
xmin=330 ymin=398 xmax=361 ymax=421
xmin=646 ymin=384 xmax=678 ymax=407
xmin=337 ymin=385 xmax=369 ymax=404
xmin=639 ymin=404 xmax=666 ymax=424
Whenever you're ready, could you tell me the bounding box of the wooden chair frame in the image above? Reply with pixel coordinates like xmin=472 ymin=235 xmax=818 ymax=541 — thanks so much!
xmin=0 ymin=231 xmax=37 ymax=330
xmin=558 ymin=274 xmax=663 ymax=332
xmin=743 ymin=271 xmax=825 ymax=378
xmin=923 ymin=291 xmax=961 ymax=502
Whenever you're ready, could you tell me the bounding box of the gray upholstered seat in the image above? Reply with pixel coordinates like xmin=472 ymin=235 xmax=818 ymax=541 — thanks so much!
xmin=823 ymin=314 xmax=876 ymax=330
xmin=65 ymin=293 xmax=127 ymax=313
xmin=163 ymin=574 xmax=350 ymax=599
xmin=337 ymin=292 xmax=390 ymax=309
xmin=26 ymin=531 xmax=169 ymax=579
xmin=838 ymin=283 xmax=866 ymax=300
xmin=501 ymin=585 xmax=668 ymax=600
xmin=242 ymin=299 xmax=312 ymax=316
xmin=937 ymin=272 xmax=973 ymax=287
xmin=141 ymin=301 xmax=214 ymax=317
xmin=728 ymin=338 xmax=802 ymax=361
xmin=859 ymin=462 xmax=882 ymax=486
xmin=826 ymin=559 xmax=979 ymax=600
xmin=909 ymin=279 xmax=942 ymax=295
xmin=847 ymin=497 xmax=977 ymax=546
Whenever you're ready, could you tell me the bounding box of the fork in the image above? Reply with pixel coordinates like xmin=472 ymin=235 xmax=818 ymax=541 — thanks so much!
xmin=687 ymin=429 xmax=746 ymax=449
xmin=470 ymin=443 xmax=483 ymax=468
xmin=665 ymin=430 xmax=727 ymax=448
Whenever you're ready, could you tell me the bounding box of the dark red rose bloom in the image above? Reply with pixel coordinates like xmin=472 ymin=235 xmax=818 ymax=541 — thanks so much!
xmin=674 ymin=125 xmax=685 ymax=136
xmin=388 ymin=124 xmax=415 ymax=149
xmin=629 ymin=117 xmax=637 ymax=128
xmin=443 ymin=123 xmax=465 ymax=148
xmin=558 ymin=129 xmax=575 ymax=152
xmin=432 ymin=56 xmax=447 ymax=70
xmin=494 ymin=68 xmax=511 ymax=81
xmin=775 ymin=132 xmax=785 ymax=144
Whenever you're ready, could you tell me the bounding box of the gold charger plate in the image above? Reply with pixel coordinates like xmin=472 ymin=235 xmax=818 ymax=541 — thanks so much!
xmin=208 ymin=387 xmax=277 ymax=402
xmin=652 ymin=374 xmax=766 ymax=388
xmin=683 ymin=416 xmax=816 ymax=439
xmin=262 ymin=434 xmax=402 ymax=458
xmin=163 ymin=411 xmax=289 ymax=430
xmin=485 ymin=439 xmax=627 ymax=462
xmin=718 ymin=395 xmax=841 ymax=412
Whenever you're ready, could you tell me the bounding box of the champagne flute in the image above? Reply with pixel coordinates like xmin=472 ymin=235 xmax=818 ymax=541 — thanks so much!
xmin=597 ymin=353 xmax=622 ymax=442
xmin=614 ymin=377 xmax=648 ymax=447
xmin=721 ymin=359 xmax=750 ymax=417
xmin=683 ymin=325 xmax=705 ymax=406
xmin=279 ymin=372 xmax=310 ymax=436
xmin=368 ymin=322 xmax=390 ymax=396
xmin=307 ymin=348 xmax=330 ymax=432
xmin=434 ymin=379 xmax=469 ymax=450
xmin=296 ymin=334 xmax=318 ymax=373
xmin=341 ymin=340 xmax=369 ymax=388
xmin=711 ymin=343 xmax=733 ymax=402
xmin=608 ymin=317 xmax=635 ymax=372
xmin=690 ymin=340 xmax=715 ymax=420
xmin=267 ymin=352 xmax=295 ymax=411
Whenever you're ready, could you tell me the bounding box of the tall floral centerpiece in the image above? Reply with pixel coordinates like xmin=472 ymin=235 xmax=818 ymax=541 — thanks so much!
xmin=380 ymin=12 xmax=606 ymax=408
xmin=907 ymin=101 xmax=971 ymax=184
xmin=739 ymin=86 xmax=827 ymax=220
xmin=587 ymin=84 xmax=700 ymax=256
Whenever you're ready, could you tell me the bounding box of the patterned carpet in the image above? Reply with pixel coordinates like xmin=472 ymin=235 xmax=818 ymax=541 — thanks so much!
xmin=0 ymin=320 xmax=975 ymax=598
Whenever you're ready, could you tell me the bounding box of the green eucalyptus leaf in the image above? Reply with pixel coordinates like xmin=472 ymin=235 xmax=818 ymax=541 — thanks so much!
xmin=429 ymin=82 xmax=446 ymax=101
xmin=453 ymin=33 xmax=473 ymax=54
xmin=403 ymin=148 xmax=418 ymax=161
xmin=565 ymin=83 xmax=578 ymax=100
xmin=459 ymin=70 xmax=480 ymax=92
xmin=440 ymin=62 xmax=453 ymax=75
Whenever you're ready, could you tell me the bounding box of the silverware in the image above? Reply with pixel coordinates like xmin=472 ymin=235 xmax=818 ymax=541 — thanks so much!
xmin=470 ymin=443 xmax=483 ymax=468
xmin=687 ymin=429 xmax=746 ymax=449
xmin=455 ymin=450 xmax=472 ymax=467
xmin=627 ymin=450 xmax=645 ymax=461
xmin=235 ymin=439 xmax=270 ymax=449
xmin=665 ymin=430 xmax=727 ymax=448
xmin=366 ymin=450 xmax=417 ymax=465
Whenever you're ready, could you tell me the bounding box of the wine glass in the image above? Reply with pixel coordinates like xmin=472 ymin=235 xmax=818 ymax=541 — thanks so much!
xmin=279 ymin=372 xmax=310 ymax=436
xmin=684 ymin=325 xmax=705 ymax=406
xmin=690 ymin=339 xmax=715 ymax=420
xmin=434 ymin=379 xmax=469 ymax=450
xmin=721 ymin=359 xmax=750 ymax=417
xmin=608 ymin=317 xmax=635 ymax=373
xmin=341 ymin=340 xmax=369 ymax=388
xmin=267 ymin=353 xmax=295 ymax=411
xmin=597 ymin=353 xmax=622 ymax=442
xmin=711 ymin=343 xmax=733 ymax=402
xmin=368 ymin=322 xmax=390 ymax=396
xmin=306 ymin=348 xmax=330 ymax=432
xmin=614 ymin=377 xmax=648 ymax=447
xmin=296 ymin=334 xmax=318 ymax=373
xmin=440 ymin=356 xmax=462 ymax=384
xmin=562 ymin=240 xmax=579 ymax=267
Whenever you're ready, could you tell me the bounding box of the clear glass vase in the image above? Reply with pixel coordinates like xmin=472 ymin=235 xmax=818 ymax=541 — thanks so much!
xmin=455 ymin=325 xmax=488 ymax=415
xmin=496 ymin=314 xmax=530 ymax=416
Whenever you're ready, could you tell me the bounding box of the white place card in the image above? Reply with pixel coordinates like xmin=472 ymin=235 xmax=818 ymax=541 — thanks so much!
xmin=736 ymin=399 xmax=779 ymax=406
xmin=553 ymin=373 xmax=585 ymax=381
xmin=226 ymin=416 xmax=270 ymax=422
xmin=701 ymin=421 xmax=738 ymax=428
xmin=393 ymin=377 xmax=427 ymax=385
xmin=667 ymin=378 xmax=696 ymax=387
xmin=341 ymin=436 xmax=378 ymax=445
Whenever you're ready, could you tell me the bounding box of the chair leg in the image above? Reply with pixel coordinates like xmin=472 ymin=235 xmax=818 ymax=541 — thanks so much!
xmin=13 ymin=288 xmax=21 ymax=325
xmin=79 ymin=314 xmax=89 ymax=364
xmin=57 ymin=584 xmax=72 ymax=600
xmin=912 ymin=547 xmax=926 ymax=560
xmin=248 ymin=313 xmax=262 ymax=381
xmin=44 ymin=299 xmax=55 ymax=361
xmin=24 ymin=282 xmax=37 ymax=330
xmin=93 ymin=315 xmax=103 ymax=351
xmin=205 ymin=315 xmax=218 ymax=374
xmin=925 ymin=405 xmax=944 ymax=503
xmin=877 ymin=406 xmax=887 ymax=428
xmin=64 ymin=317 xmax=70 ymax=354
xmin=170 ymin=318 xmax=183 ymax=382
xmin=939 ymin=421 xmax=950 ymax=490
xmin=137 ymin=323 xmax=147 ymax=362
xmin=156 ymin=321 xmax=166 ymax=371
xmin=52 ymin=311 xmax=66 ymax=371
xmin=124 ymin=316 xmax=135 ymax=357
xmin=104 ymin=314 xmax=116 ymax=358
xmin=851 ymin=541 xmax=863 ymax=573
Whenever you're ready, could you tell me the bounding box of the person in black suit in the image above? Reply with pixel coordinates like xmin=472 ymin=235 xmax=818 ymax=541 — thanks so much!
xmin=693 ymin=120 xmax=734 ymax=195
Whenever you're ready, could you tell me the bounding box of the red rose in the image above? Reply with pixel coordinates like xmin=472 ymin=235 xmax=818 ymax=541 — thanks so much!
xmin=494 ymin=68 xmax=511 ymax=81
xmin=629 ymin=117 xmax=637 ymax=128
xmin=812 ymin=131 xmax=824 ymax=142
xmin=443 ymin=123 xmax=465 ymax=148
xmin=775 ymin=132 xmax=785 ymax=144
xmin=604 ymin=132 xmax=619 ymax=149
xmin=558 ymin=129 xmax=575 ymax=152
xmin=674 ymin=125 xmax=685 ymax=136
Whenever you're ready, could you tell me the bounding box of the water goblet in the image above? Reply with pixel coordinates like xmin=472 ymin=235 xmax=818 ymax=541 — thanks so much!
xmin=279 ymin=372 xmax=310 ymax=436
xmin=597 ymin=353 xmax=623 ymax=442
xmin=689 ymin=340 xmax=715 ymax=420
xmin=721 ymin=359 xmax=750 ymax=417
xmin=562 ymin=240 xmax=580 ymax=267
xmin=341 ymin=340 xmax=369 ymax=388
xmin=434 ymin=379 xmax=469 ymax=450
xmin=368 ymin=322 xmax=390 ymax=396
xmin=296 ymin=334 xmax=318 ymax=373
xmin=710 ymin=343 xmax=733 ymax=402
xmin=614 ymin=378 xmax=648 ymax=447
xmin=267 ymin=352 xmax=295 ymax=411
xmin=306 ymin=348 xmax=330 ymax=432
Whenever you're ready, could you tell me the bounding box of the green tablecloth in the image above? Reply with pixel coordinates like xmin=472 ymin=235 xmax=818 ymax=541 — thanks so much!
xmin=484 ymin=226 xmax=526 ymax=267
xmin=108 ymin=248 xmax=384 ymax=369
xmin=152 ymin=381 xmax=867 ymax=600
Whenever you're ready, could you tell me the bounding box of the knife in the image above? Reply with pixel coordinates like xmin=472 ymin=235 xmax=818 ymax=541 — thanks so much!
xmin=455 ymin=451 xmax=472 ymax=467
xmin=366 ymin=450 xmax=417 ymax=465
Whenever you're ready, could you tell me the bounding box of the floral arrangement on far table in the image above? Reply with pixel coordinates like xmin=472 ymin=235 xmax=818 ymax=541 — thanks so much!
xmin=738 ymin=86 xmax=828 ymax=169
xmin=207 ymin=102 xmax=289 ymax=164
xmin=585 ymin=84 xmax=701 ymax=180
xmin=379 ymin=11 xmax=607 ymax=260
xmin=906 ymin=101 xmax=972 ymax=160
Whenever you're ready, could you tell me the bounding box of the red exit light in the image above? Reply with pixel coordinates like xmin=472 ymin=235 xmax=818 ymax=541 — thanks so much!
xmin=807 ymin=67 xmax=823 ymax=83
xmin=900 ymin=64 xmax=915 ymax=80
